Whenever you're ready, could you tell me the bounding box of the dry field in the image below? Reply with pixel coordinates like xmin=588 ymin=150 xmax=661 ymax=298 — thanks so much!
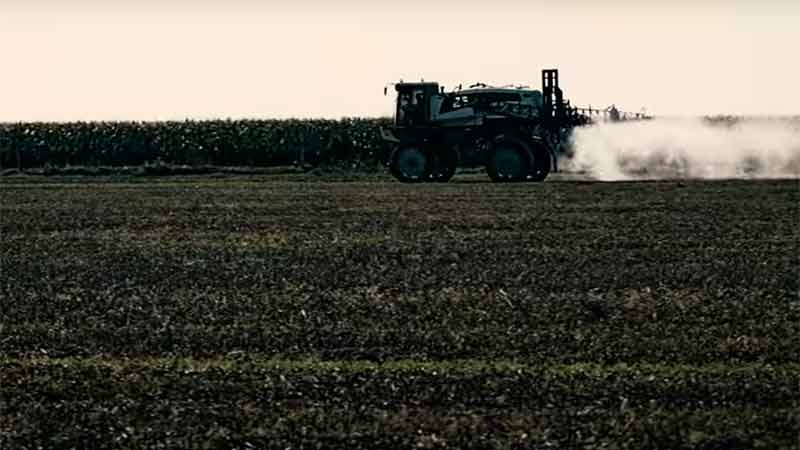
xmin=1 ymin=175 xmax=798 ymax=449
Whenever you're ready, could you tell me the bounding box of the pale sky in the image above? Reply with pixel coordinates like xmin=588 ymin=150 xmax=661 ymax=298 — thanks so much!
xmin=1 ymin=1 xmax=798 ymax=122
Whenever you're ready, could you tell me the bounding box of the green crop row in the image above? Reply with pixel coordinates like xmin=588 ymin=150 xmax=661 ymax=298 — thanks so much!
xmin=0 ymin=118 xmax=393 ymax=169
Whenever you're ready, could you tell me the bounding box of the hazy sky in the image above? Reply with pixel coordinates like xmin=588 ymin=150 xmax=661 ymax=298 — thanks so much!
xmin=1 ymin=1 xmax=798 ymax=121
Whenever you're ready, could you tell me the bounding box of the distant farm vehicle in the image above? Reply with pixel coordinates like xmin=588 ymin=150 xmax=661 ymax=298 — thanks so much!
xmin=380 ymin=69 xmax=649 ymax=182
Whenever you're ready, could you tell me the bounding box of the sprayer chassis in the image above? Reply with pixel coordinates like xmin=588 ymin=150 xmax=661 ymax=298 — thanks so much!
xmin=381 ymin=69 xmax=589 ymax=183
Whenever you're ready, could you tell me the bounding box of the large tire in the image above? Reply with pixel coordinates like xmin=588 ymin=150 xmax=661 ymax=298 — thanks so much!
xmin=487 ymin=137 xmax=530 ymax=182
xmin=390 ymin=145 xmax=430 ymax=183
xmin=527 ymin=145 xmax=552 ymax=182
xmin=429 ymin=146 xmax=459 ymax=183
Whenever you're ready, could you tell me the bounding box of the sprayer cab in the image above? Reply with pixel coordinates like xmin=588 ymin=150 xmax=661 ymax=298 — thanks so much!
xmin=393 ymin=82 xmax=441 ymax=127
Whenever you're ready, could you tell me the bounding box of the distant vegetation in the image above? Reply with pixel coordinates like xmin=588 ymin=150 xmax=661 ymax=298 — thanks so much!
xmin=0 ymin=118 xmax=392 ymax=171
xmin=2 ymin=116 xmax=798 ymax=173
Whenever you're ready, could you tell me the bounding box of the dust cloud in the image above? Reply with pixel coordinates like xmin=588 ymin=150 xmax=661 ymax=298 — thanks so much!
xmin=563 ymin=117 xmax=800 ymax=181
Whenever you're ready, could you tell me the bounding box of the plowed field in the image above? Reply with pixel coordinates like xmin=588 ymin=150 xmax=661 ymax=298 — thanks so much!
xmin=1 ymin=176 xmax=798 ymax=449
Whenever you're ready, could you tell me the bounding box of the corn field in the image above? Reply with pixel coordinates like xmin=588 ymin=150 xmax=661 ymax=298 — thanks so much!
xmin=0 ymin=118 xmax=393 ymax=169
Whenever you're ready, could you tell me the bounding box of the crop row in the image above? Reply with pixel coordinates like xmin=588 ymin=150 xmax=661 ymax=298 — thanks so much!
xmin=2 ymin=177 xmax=799 ymax=449
xmin=1 ymin=179 xmax=797 ymax=362
xmin=2 ymin=359 xmax=798 ymax=450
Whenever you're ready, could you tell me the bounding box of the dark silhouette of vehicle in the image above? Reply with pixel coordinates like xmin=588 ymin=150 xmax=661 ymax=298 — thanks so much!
xmin=380 ymin=69 xmax=593 ymax=182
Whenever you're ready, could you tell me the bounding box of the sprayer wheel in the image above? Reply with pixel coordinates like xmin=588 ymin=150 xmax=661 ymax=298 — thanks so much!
xmin=528 ymin=149 xmax=552 ymax=182
xmin=429 ymin=147 xmax=458 ymax=183
xmin=390 ymin=145 xmax=430 ymax=183
xmin=487 ymin=139 xmax=530 ymax=182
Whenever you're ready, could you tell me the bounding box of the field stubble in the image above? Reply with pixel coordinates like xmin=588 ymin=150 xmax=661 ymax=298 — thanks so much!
xmin=1 ymin=177 xmax=799 ymax=449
